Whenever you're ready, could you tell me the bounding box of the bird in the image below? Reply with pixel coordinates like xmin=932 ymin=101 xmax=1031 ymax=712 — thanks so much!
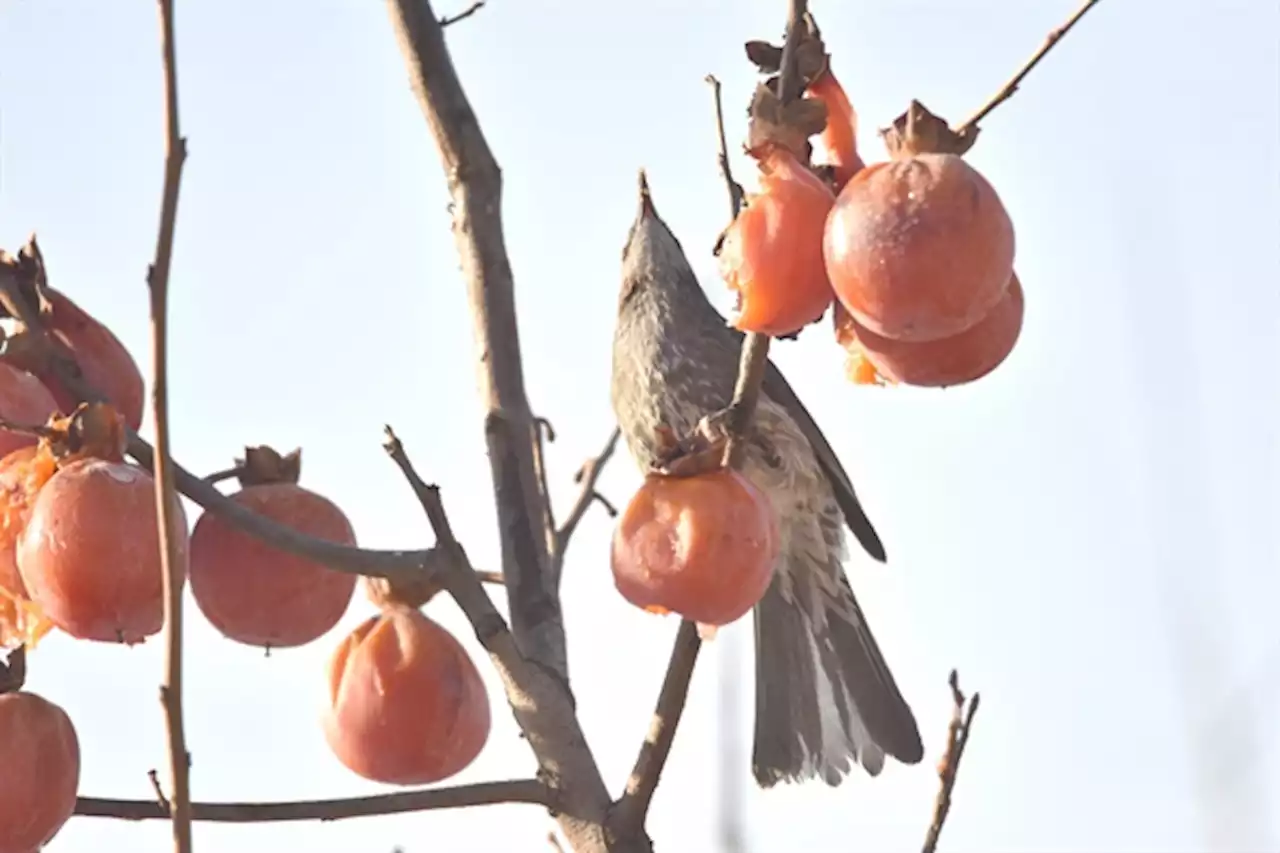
xmin=609 ymin=171 xmax=923 ymax=787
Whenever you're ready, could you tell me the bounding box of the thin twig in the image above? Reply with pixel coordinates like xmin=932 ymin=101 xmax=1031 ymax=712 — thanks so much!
xmin=954 ymin=0 xmax=1104 ymax=137
xmin=704 ymin=75 xmax=744 ymax=220
xmin=532 ymin=415 xmax=558 ymax=562
xmin=611 ymin=1 xmax=812 ymax=837
xmin=439 ymin=0 xmax=484 ymax=27
xmin=550 ymin=427 xmax=621 ymax=589
xmin=146 ymin=1 xmax=192 ymax=850
xmin=379 ymin=425 xmax=617 ymax=852
xmin=922 ymin=670 xmax=981 ymax=853
xmin=201 ymin=465 xmax=242 ymax=485
xmin=609 ymin=620 xmax=703 ymax=836
xmin=75 ymin=779 xmax=550 ymax=823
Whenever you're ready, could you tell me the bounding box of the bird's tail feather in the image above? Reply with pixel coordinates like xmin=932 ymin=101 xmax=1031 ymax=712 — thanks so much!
xmin=751 ymin=561 xmax=923 ymax=787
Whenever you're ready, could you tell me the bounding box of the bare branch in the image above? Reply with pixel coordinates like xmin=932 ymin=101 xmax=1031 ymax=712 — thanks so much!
xmin=386 ymin=0 xmax=566 ymax=689
xmin=922 ymin=670 xmax=981 ymax=853
xmin=75 ymin=779 xmax=550 ymax=823
xmin=550 ymin=427 xmax=621 ymax=588
xmin=609 ymin=621 xmax=702 ymax=837
xmin=439 ymin=0 xmax=484 ymax=27
xmin=704 ymin=75 xmax=744 ymax=220
xmin=380 ymin=426 xmax=622 ymax=853
xmin=954 ymin=0 xmax=1105 ymax=140
xmin=145 ymin=1 xmax=192 ymax=849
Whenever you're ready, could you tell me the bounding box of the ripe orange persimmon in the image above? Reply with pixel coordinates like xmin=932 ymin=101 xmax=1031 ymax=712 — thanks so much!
xmin=838 ymin=274 xmax=1025 ymax=388
xmin=611 ymin=467 xmax=779 ymax=627
xmin=190 ymin=447 xmax=357 ymax=650
xmin=0 ymin=691 xmax=80 ymax=853
xmin=26 ymin=288 xmax=146 ymax=431
xmin=806 ymin=67 xmax=865 ymax=191
xmin=0 ymin=364 xmax=59 ymax=460
xmin=824 ymin=153 xmax=1015 ymax=343
xmin=323 ymin=605 xmax=490 ymax=785
xmin=718 ymin=148 xmax=837 ymax=336
xmin=0 ymin=446 xmax=58 ymax=650
xmin=18 ymin=457 xmax=187 ymax=644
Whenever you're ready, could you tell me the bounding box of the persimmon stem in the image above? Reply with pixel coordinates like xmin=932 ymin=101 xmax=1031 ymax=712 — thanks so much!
xmin=201 ymin=465 xmax=243 ymax=485
xmin=75 ymin=779 xmax=552 ymax=823
xmin=953 ymin=0 xmax=1105 ymax=140
xmin=922 ymin=670 xmax=982 ymax=853
xmin=146 ymin=1 xmax=193 ymax=851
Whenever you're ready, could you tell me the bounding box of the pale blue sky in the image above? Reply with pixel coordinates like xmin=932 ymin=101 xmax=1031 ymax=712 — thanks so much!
xmin=2 ymin=1 xmax=1278 ymax=851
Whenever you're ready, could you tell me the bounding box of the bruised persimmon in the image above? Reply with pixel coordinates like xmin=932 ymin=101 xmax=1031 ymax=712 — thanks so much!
xmin=323 ymin=605 xmax=490 ymax=785
xmin=18 ymin=457 xmax=187 ymax=644
xmin=806 ymin=67 xmax=865 ymax=192
xmin=611 ymin=467 xmax=779 ymax=627
xmin=190 ymin=446 xmax=357 ymax=651
xmin=824 ymin=153 xmax=1015 ymax=343
xmin=20 ymin=288 xmax=146 ymax=431
xmin=718 ymin=148 xmax=837 ymax=336
xmin=0 ymin=446 xmax=58 ymax=650
xmin=842 ymin=274 xmax=1024 ymax=388
xmin=0 ymin=690 xmax=80 ymax=853
xmin=0 ymin=364 xmax=60 ymax=460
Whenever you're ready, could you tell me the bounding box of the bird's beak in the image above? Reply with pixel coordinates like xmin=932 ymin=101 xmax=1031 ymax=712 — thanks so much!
xmin=637 ymin=169 xmax=656 ymax=220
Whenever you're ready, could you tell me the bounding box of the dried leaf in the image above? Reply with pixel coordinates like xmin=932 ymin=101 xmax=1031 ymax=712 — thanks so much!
xmin=746 ymin=83 xmax=828 ymax=160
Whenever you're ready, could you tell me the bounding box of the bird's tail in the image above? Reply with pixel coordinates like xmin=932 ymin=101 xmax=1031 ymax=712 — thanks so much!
xmin=751 ymin=559 xmax=924 ymax=787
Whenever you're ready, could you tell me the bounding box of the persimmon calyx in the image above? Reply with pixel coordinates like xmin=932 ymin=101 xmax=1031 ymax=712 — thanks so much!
xmin=649 ymin=421 xmax=733 ymax=479
xmin=237 ymin=445 xmax=303 ymax=487
xmin=362 ymin=574 xmax=444 ymax=613
xmin=40 ymin=402 xmax=127 ymax=465
xmin=746 ymin=83 xmax=829 ymax=162
xmin=879 ymin=100 xmax=976 ymax=158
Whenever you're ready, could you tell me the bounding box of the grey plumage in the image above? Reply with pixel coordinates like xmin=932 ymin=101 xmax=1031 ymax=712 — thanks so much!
xmin=610 ymin=173 xmax=923 ymax=786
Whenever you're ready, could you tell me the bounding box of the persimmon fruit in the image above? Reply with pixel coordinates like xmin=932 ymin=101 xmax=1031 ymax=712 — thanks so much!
xmin=18 ymin=457 xmax=186 ymax=644
xmin=26 ymin=288 xmax=146 ymax=431
xmin=0 ymin=364 xmax=59 ymax=460
xmin=190 ymin=465 xmax=358 ymax=650
xmin=718 ymin=148 xmax=837 ymax=336
xmin=0 ymin=690 xmax=80 ymax=853
xmin=0 ymin=446 xmax=58 ymax=650
xmin=611 ymin=467 xmax=779 ymax=627
xmin=838 ymin=274 xmax=1025 ymax=388
xmin=824 ymin=153 xmax=1015 ymax=343
xmin=806 ymin=67 xmax=865 ymax=191
xmin=323 ymin=605 xmax=490 ymax=785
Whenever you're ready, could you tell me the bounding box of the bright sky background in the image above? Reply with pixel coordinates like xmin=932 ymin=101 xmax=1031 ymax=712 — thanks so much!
xmin=2 ymin=1 xmax=1278 ymax=851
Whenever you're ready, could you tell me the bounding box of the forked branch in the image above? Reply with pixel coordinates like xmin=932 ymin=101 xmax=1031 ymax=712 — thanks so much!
xmin=922 ymin=670 xmax=981 ymax=853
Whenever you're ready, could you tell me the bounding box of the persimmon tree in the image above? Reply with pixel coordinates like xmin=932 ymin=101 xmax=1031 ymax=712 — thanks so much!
xmin=0 ymin=0 xmax=1105 ymax=851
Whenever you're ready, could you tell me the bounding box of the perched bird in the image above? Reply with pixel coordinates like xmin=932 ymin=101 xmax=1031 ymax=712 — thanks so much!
xmin=610 ymin=173 xmax=923 ymax=786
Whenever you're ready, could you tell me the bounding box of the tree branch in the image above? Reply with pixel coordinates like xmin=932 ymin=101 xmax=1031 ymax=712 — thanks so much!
xmin=380 ymin=427 xmax=623 ymax=853
xmin=608 ymin=620 xmax=702 ymax=837
xmin=550 ymin=427 xmax=621 ymax=590
xmin=75 ymin=779 xmax=550 ymax=823
xmin=921 ymin=670 xmax=981 ymax=853
xmin=704 ymin=75 xmax=744 ymax=221
xmin=612 ymin=0 xmax=811 ymax=836
xmin=385 ymin=0 xmax=567 ymax=688
xmin=439 ymin=1 xmax=484 ymax=27
xmin=145 ymin=1 xmax=192 ymax=849
xmin=953 ymin=0 xmax=1105 ymax=140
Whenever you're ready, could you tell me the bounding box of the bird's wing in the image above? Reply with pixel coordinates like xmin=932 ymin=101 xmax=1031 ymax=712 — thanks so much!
xmin=761 ymin=360 xmax=888 ymax=563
